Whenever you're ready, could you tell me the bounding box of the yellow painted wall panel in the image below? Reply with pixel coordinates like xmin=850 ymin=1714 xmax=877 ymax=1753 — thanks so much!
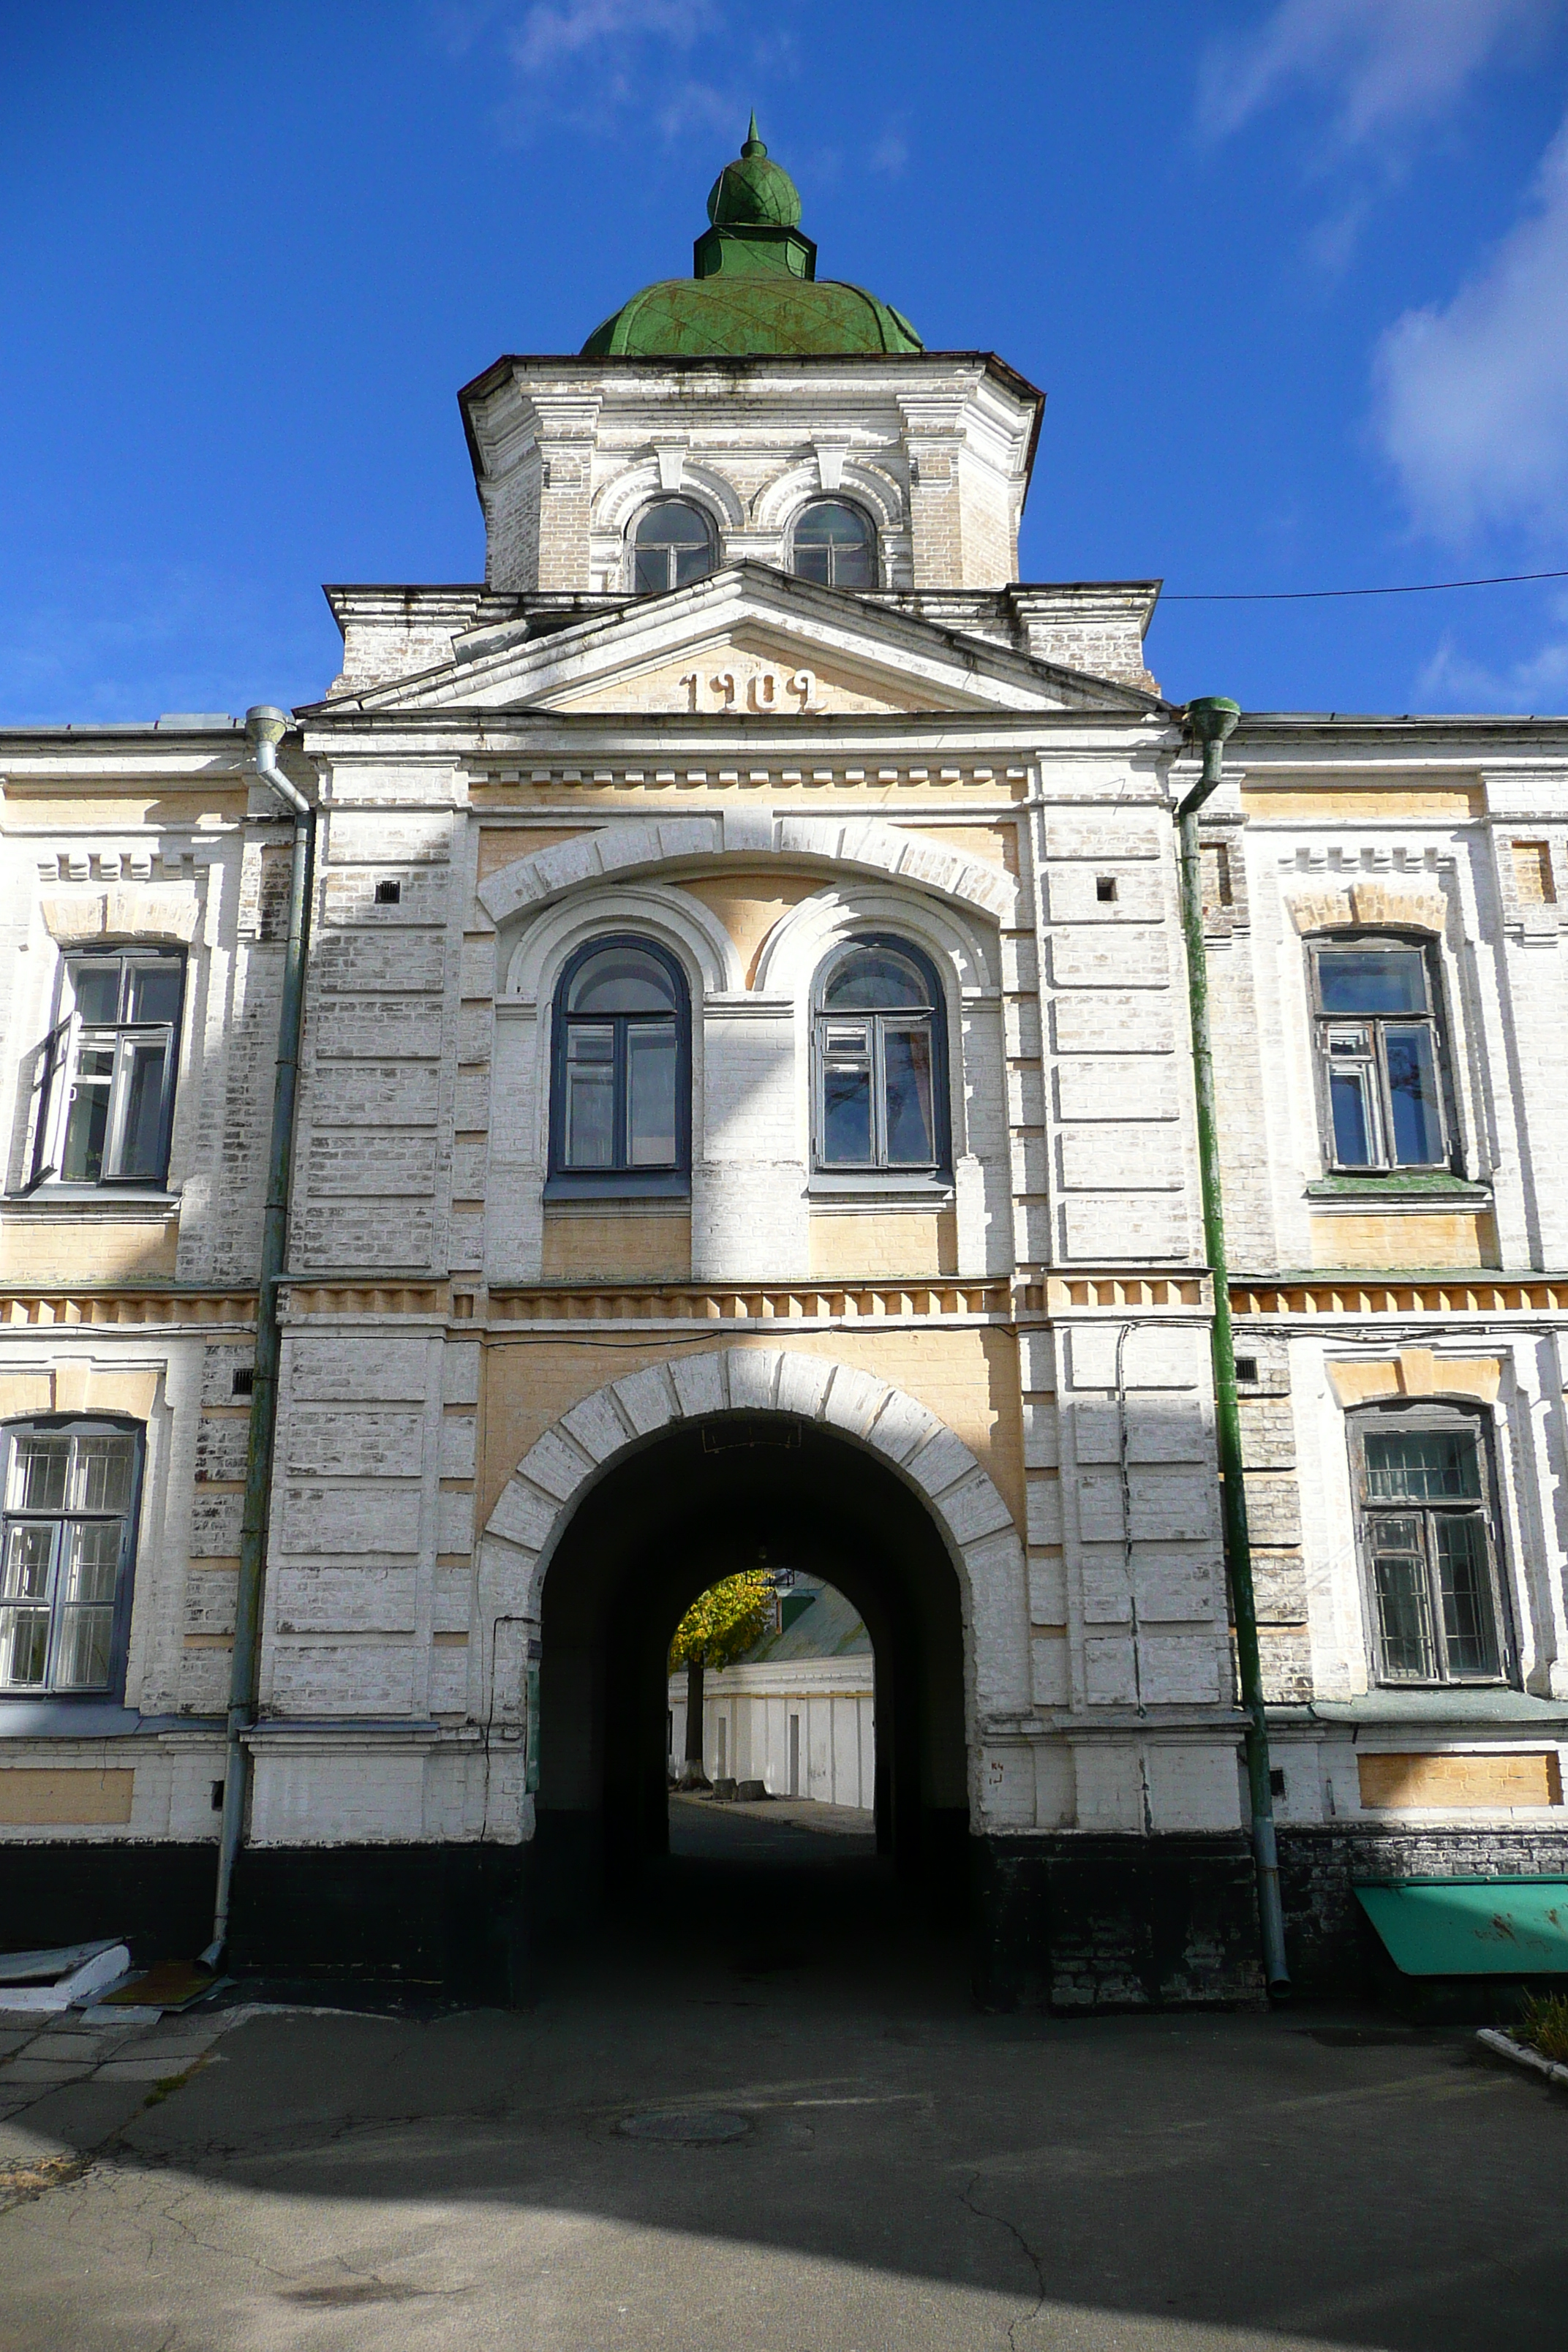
xmin=475 ymin=824 xmax=595 ymax=878
xmin=1358 ymin=1751 xmax=1563 ymax=1809
xmin=678 ymin=872 xmax=821 ymax=985
xmin=2 ymin=785 xmax=248 ymax=828
xmin=0 ymin=1769 xmax=135 ymax=1825
xmin=1309 ymin=1212 xmax=1499 ymax=1270
xmin=540 ymin=1209 xmax=692 ymax=1281
xmin=807 ymin=1208 xmax=958 ymax=1280
xmin=1241 ymin=783 xmax=1482 ymax=821
xmin=0 ymin=1218 xmax=179 ymax=1283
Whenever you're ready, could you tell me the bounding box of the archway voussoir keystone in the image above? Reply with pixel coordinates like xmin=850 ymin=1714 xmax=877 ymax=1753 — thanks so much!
xmin=822 ymin=1365 xmax=893 ymax=1439
xmin=561 ymin=1389 xmax=635 ymax=1463
xmin=897 ymin=842 xmax=965 ymax=897
xmin=612 ymin=1364 xmax=680 ymax=1435
xmin=939 ymin=1470 xmax=1015 ymax=1545
xmin=669 ymin=1350 xmax=728 ymax=1420
xmin=533 ymin=837 xmax=606 ymax=894
xmin=776 ymin=1354 xmax=834 ymax=1421
xmin=492 ymin=1477 xmax=559 ymax=1552
xmin=905 ymin=1429 xmax=980 ymax=1499
xmin=518 ymin=1428 xmax=595 ymax=1504
xmin=654 ymin=818 xmax=720 ymax=863
xmin=725 ymin=1348 xmax=781 ymax=1412
xmin=867 ymin=1391 xmax=943 ymax=1464
xmin=777 ymin=817 xmax=842 ymax=861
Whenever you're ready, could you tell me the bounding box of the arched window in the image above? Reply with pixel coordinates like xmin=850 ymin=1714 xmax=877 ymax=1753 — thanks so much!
xmin=548 ymin=937 xmax=690 ymax=1196
xmin=632 ymin=500 xmax=716 ymax=594
xmin=1309 ymin=934 xmax=1450 ymax=1172
xmin=812 ymin=938 xmax=947 ymax=1176
xmin=1349 ymin=1403 xmax=1510 ymax=1686
xmin=791 ymin=500 xmax=876 ymax=590
xmin=1 ymin=1419 xmax=143 ymax=1697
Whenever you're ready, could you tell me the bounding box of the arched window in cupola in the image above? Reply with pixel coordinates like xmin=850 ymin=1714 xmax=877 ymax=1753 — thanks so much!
xmin=632 ymin=500 xmax=716 ymax=594
xmin=791 ymin=500 xmax=877 ymax=591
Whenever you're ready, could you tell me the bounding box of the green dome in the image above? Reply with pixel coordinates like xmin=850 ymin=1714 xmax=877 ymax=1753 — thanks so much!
xmin=582 ymin=277 xmax=923 ymax=358
xmin=581 ymin=120 xmax=923 ymax=360
xmin=706 ymin=115 xmax=802 ymax=229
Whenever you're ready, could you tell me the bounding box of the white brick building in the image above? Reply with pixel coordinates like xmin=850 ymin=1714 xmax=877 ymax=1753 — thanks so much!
xmin=3 ymin=126 xmax=1565 ymax=2004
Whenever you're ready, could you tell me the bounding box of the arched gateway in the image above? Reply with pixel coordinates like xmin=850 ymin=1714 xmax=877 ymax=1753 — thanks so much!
xmin=479 ymin=1348 xmax=1028 ymax=1915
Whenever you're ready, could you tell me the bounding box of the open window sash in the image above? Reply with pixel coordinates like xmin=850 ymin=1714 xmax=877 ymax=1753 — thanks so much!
xmin=34 ymin=962 xmax=180 ymax=1188
xmin=27 ymin=1015 xmax=75 ymax=1187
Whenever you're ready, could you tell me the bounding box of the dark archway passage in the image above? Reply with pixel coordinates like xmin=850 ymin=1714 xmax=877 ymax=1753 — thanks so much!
xmin=532 ymin=1410 xmax=970 ymax=1964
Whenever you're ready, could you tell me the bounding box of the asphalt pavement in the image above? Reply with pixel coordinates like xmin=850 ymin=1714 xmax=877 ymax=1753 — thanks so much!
xmin=1 ymin=1801 xmax=1563 ymax=2351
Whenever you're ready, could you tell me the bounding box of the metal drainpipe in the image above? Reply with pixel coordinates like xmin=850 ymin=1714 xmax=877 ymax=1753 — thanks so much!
xmin=1175 ymin=696 xmax=1290 ymax=1996
xmin=200 ymin=706 xmax=314 ymax=1970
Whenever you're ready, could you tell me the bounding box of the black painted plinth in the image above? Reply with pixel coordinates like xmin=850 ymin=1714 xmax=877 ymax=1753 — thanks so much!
xmin=0 ymin=1841 xmax=529 ymax=2002
xmin=973 ymin=1833 xmax=1264 ymax=2012
xmin=2 ymin=1841 xmax=219 ymax=1967
xmin=229 ymin=1844 xmax=529 ymax=2001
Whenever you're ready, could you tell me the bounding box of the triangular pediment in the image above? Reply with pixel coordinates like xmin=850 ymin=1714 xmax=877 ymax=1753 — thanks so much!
xmin=310 ymin=564 xmax=1164 ymax=720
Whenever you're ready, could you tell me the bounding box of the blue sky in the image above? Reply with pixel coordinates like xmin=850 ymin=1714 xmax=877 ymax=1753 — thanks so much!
xmin=2 ymin=0 xmax=1567 ymax=722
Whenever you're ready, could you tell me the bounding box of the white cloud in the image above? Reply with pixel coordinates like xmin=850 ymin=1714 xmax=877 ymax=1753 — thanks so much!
xmin=869 ymin=126 xmax=910 ymax=179
xmin=1416 ymin=598 xmax=1568 ymax=709
xmin=1200 ymin=0 xmax=1550 ymax=146
xmin=1375 ymin=110 xmax=1568 ymax=538
xmin=654 ymin=78 xmax=736 ymax=143
xmin=505 ymin=0 xmax=713 ymax=75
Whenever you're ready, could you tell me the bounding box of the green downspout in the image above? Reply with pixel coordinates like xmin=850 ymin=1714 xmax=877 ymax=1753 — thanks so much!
xmin=1175 ymin=696 xmax=1289 ymax=1995
xmin=202 ymin=707 xmax=314 ymax=1970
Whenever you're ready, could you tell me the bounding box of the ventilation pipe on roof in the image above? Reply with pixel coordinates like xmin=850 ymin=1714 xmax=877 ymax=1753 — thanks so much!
xmin=201 ymin=708 xmax=314 ymax=1970
xmin=1175 ymin=697 xmax=1290 ymax=1997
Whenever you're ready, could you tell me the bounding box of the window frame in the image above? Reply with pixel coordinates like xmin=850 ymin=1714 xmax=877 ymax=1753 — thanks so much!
xmin=788 ymin=497 xmax=880 ymax=592
xmin=1308 ymin=931 xmax=1455 ymax=1177
xmin=628 ymin=497 xmax=718 ymax=596
xmin=545 ymin=933 xmax=692 ymax=1201
xmin=1349 ymin=1400 xmax=1514 ymax=1689
xmin=31 ymin=946 xmax=186 ymax=1192
xmin=0 ymin=1416 xmax=144 ymax=1703
xmin=810 ymin=934 xmax=951 ymax=1186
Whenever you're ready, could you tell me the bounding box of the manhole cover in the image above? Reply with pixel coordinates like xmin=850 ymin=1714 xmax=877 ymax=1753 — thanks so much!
xmin=617 ymin=2108 xmax=752 ymax=2145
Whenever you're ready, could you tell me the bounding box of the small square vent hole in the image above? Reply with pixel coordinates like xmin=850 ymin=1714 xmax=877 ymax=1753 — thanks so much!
xmin=375 ymin=878 xmax=402 ymax=905
xmin=1096 ymin=875 xmax=1117 ymax=902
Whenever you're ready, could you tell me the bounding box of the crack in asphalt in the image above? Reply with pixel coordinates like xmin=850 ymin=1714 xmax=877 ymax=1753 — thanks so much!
xmin=956 ymin=2170 xmax=1048 ymax=2352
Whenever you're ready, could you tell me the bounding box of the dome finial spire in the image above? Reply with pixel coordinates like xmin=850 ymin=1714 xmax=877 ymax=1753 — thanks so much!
xmin=706 ymin=118 xmax=802 ymax=230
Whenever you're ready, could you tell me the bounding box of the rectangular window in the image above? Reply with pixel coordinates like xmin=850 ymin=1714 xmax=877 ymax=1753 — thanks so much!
xmin=815 ymin=1018 xmax=939 ymax=1170
xmin=625 ymin=1020 xmax=677 ymax=1166
xmin=1311 ymin=940 xmax=1447 ymax=1172
xmin=1354 ymin=1414 xmax=1507 ymax=1685
xmin=1 ymin=1425 xmax=139 ymax=1695
xmin=34 ymin=950 xmax=184 ymax=1188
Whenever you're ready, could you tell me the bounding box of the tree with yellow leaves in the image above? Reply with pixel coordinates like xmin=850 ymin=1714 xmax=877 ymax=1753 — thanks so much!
xmin=668 ymin=1570 xmax=774 ymax=1788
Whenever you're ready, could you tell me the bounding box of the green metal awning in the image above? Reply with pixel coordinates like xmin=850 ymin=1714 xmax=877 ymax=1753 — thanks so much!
xmin=1354 ymin=1877 xmax=1568 ymax=1975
